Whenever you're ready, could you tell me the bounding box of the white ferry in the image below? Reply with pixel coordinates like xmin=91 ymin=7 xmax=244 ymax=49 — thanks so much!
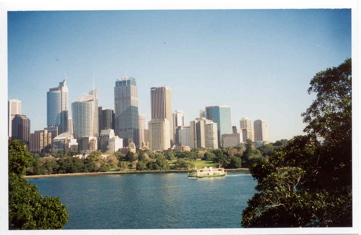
xmin=188 ymin=167 xmax=226 ymax=178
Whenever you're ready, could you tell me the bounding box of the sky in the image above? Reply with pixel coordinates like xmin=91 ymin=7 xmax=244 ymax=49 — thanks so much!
xmin=7 ymin=8 xmax=352 ymax=142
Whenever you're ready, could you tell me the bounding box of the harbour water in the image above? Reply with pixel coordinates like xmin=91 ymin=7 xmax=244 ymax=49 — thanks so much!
xmin=28 ymin=172 xmax=257 ymax=229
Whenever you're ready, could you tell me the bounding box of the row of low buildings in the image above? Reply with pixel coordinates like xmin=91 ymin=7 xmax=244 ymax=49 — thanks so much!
xmin=8 ymin=77 xmax=269 ymax=154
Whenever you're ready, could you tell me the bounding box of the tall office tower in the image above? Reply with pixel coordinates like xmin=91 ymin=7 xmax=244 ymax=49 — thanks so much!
xmin=98 ymin=106 xmax=115 ymax=132
xmin=240 ymin=117 xmax=253 ymax=142
xmin=99 ymin=129 xmax=115 ymax=152
xmin=8 ymin=99 xmax=22 ymax=138
xmin=150 ymin=86 xmax=173 ymax=145
xmin=173 ymin=110 xmax=184 ymax=144
xmin=199 ymin=109 xmax=206 ymax=118
xmin=138 ymin=114 xmax=147 ymax=148
xmin=178 ymin=126 xmax=191 ymax=147
xmin=205 ymin=106 xmax=232 ymax=147
xmin=67 ymin=118 xmax=73 ymax=135
xmin=190 ymin=117 xmax=218 ymax=149
xmin=114 ymin=77 xmax=139 ymax=147
xmin=149 ymin=119 xmax=170 ymax=151
xmin=72 ymin=89 xmax=99 ymax=139
xmin=254 ymin=119 xmax=269 ymax=142
xmin=47 ymin=80 xmax=68 ymax=134
xmin=12 ymin=114 xmax=30 ymax=144
xmin=29 ymin=129 xmax=52 ymax=153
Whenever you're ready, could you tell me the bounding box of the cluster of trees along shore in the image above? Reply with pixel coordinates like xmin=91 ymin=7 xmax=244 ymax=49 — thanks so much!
xmin=9 ymin=59 xmax=352 ymax=229
xmin=25 ymin=139 xmax=288 ymax=175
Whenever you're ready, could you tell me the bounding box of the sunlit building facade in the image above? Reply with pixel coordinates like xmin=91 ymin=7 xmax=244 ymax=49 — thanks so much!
xmin=72 ymin=89 xmax=99 ymax=139
xmin=8 ymin=99 xmax=22 ymax=138
xmin=114 ymin=77 xmax=139 ymax=147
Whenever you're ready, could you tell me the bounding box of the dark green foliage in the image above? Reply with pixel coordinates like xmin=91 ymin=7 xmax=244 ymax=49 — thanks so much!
xmin=202 ymin=151 xmax=216 ymax=161
xmin=9 ymin=139 xmax=34 ymax=176
xmin=114 ymin=152 xmax=126 ymax=161
xmin=242 ymin=59 xmax=352 ymax=227
xmin=136 ymin=161 xmax=147 ymax=170
xmin=272 ymin=139 xmax=288 ymax=148
xmin=212 ymin=149 xmax=230 ymax=168
xmin=228 ymin=156 xmax=242 ymax=168
xmin=84 ymin=151 xmax=109 ymax=172
xmin=8 ymin=139 xmax=69 ymax=229
xmin=174 ymin=151 xmax=197 ymax=160
xmin=137 ymin=150 xmax=147 ymax=161
xmin=125 ymin=151 xmax=136 ymax=162
xmin=173 ymin=158 xmax=195 ymax=170
xmin=164 ymin=151 xmax=176 ymax=160
xmin=147 ymin=156 xmax=169 ymax=170
xmin=241 ymin=139 xmax=264 ymax=168
xmin=258 ymin=144 xmax=275 ymax=157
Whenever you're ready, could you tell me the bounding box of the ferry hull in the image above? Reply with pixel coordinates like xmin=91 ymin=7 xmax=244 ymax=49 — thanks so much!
xmin=188 ymin=173 xmax=226 ymax=178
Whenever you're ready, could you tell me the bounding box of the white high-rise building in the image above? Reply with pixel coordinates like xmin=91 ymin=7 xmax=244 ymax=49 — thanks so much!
xmin=240 ymin=117 xmax=253 ymax=142
xmin=190 ymin=118 xmax=218 ymax=149
xmin=8 ymin=99 xmax=21 ymax=138
xmin=149 ymin=119 xmax=170 ymax=151
xmin=254 ymin=120 xmax=269 ymax=142
xmin=72 ymin=89 xmax=99 ymax=139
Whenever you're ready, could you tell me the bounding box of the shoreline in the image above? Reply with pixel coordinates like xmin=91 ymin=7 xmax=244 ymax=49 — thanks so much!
xmin=24 ymin=168 xmax=250 ymax=178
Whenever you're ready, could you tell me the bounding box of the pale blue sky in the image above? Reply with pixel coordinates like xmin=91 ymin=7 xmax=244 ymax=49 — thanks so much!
xmin=7 ymin=9 xmax=351 ymax=142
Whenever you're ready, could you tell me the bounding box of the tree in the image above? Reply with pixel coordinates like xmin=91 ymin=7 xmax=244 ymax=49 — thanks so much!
xmin=228 ymin=157 xmax=242 ymax=168
xmin=173 ymin=158 xmax=195 ymax=170
xmin=242 ymin=59 xmax=352 ymax=227
xmin=241 ymin=139 xmax=264 ymax=168
xmin=258 ymin=143 xmax=275 ymax=157
xmin=9 ymin=139 xmax=69 ymax=229
xmin=164 ymin=151 xmax=176 ymax=160
xmin=136 ymin=161 xmax=147 ymax=171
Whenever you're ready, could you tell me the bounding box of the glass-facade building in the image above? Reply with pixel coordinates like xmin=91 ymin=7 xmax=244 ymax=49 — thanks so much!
xmin=47 ymin=80 xmax=68 ymax=134
xmin=205 ymin=106 xmax=232 ymax=147
xmin=114 ymin=77 xmax=139 ymax=147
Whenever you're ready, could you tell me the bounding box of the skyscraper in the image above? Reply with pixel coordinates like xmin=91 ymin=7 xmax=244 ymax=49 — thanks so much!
xmin=72 ymin=89 xmax=99 ymax=139
xmin=149 ymin=119 xmax=170 ymax=151
xmin=12 ymin=114 xmax=30 ymax=145
xmin=47 ymin=80 xmax=68 ymax=134
xmin=98 ymin=106 xmax=115 ymax=132
xmin=205 ymin=106 xmax=232 ymax=147
xmin=190 ymin=117 xmax=218 ymax=149
xmin=138 ymin=114 xmax=147 ymax=148
xmin=173 ymin=110 xmax=184 ymax=144
xmin=254 ymin=119 xmax=269 ymax=142
xmin=150 ymin=86 xmax=173 ymax=146
xmin=240 ymin=117 xmax=254 ymax=142
xmin=114 ymin=77 xmax=139 ymax=147
xmin=8 ymin=99 xmax=21 ymax=138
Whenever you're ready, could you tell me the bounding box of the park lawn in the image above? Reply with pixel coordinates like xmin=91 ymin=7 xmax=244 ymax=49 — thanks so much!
xmin=193 ymin=159 xmax=218 ymax=169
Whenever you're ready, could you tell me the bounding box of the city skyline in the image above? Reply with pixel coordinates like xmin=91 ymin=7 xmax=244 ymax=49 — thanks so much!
xmin=7 ymin=9 xmax=351 ymax=142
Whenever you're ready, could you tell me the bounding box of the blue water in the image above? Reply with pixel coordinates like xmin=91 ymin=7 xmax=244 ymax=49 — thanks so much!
xmin=27 ymin=172 xmax=257 ymax=229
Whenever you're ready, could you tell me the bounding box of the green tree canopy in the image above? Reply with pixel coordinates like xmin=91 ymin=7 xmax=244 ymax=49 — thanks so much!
xmin=242 ymin=59 xmax=352 ymax=227
xmin=9 ymin=139 xmax=69 ymax=229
